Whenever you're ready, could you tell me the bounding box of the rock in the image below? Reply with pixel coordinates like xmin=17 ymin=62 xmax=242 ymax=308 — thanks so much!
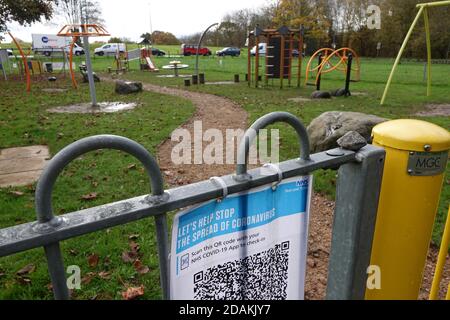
xmin=115 ymin=81 xmax=143 ymax=95
xmin=331 ymin=88 xmax=349 ymax=97
xmin=311 ymin=90 xmax=332 ymax=99
xmin=307 ymin=258 xmax=316 ymax=268
xmin=81 ymin=71 xmax=100 ymax=83
xmin=337 ymin=131 xmax=368 ymax=151
xmin=307 ymin=111 xmax=388 ymax=153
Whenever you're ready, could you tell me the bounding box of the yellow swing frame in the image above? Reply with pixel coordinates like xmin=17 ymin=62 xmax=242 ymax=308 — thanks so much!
xmin=380 ymin=1 xmax=450 ymax=105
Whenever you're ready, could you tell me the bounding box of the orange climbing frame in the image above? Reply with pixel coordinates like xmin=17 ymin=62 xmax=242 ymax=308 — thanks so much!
xmin=315 ymin=47 xmax=360 ymax=85
xmin=304 ymin=48 xmax=334 ymax=86
xmin=8 ymin=32 xmax=31 ymax=92
xmin=68 ymin=36 xmax=79 ymax=89
xmin=57 ymin=24 xmax=110 ymax=89
xmin=305 ymin=47 xmax=361 ymax=86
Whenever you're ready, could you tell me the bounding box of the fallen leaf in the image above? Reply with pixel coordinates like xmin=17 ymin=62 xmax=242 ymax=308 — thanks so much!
xmin=81 ymin=272 xmax=96 ymax=285
xmin=121 ymin=286 xmax=145 ymax=300
xmin=9 ymin=191 xmax=25 ymax=197
xmin=121 ymin=251 xmax=137 ymax=263
xmin=129 ymin=241 xmax=140 ymax=254
xmin=127 ymin=164 xmax=137 ymax=170
xmin=17 ymin=277 xmax=32 ymax=285
xmin=98 ymin=271 xmax=111 ymax=280
xmin=81 ymin=193 xmax=98 ymax=201
xmin=17 ymin=264 xmax=36 ymax=276
xmin=128 ymin=234 xmax=140 ymax=240
xmin=133 ymin=260 xmax=150 ymax=275
xmin=69 ymin=249 xmax=79 ymax=256
xmin=87 ymin=254 xmax=100 ymax=268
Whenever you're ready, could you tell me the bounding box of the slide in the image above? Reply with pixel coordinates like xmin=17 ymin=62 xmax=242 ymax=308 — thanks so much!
xmin=145 ymin=56 xmax=159 ymax=72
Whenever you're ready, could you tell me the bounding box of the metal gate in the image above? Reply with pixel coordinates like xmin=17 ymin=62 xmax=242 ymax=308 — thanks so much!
xmin=0 ymin=112 xmax=386 ymax=300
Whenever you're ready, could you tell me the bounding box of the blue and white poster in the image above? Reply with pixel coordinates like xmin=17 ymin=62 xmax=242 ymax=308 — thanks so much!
xmin=170 ymin=176 xmax=313 ymax=300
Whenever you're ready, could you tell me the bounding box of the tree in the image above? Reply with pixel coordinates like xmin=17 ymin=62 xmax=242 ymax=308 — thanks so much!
xmin=140 ymin=32 xmax=152 ymax=44
xmin=108 ymin=37 xmax=133 ymax=44
xmin=57 ymin=0 xmax=104 ymax=25
xmin=151 ymin=31 xmax=180 ymax=45
xmin=273 ymin=0 xmax=331 ymax=44
xmin=0 ymin=0 xmax=56 ymax=35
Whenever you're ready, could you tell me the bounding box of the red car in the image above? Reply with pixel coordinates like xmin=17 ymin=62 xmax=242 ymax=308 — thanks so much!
xmin=182 ymin=44 xmax=212 ymax=56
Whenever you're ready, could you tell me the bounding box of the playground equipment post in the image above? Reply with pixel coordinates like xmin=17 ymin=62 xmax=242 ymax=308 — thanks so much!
xmin=195 ymin=23 xmax=218 ymax=83
xmin=80 ymin=5 xmax=98 ymax=107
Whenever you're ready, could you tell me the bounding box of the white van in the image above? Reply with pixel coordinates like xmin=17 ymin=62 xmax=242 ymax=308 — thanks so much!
xmin=94 ymin=43 xmax=126 ymax=56
xmin=250 ymin=43 xmax=267 ymax=56
xmin=32 ymin=34 xmax=85 ymax=56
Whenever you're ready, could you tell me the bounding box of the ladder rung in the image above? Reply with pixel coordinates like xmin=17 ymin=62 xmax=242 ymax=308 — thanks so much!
xmin=265 ymin=74 xmax=274 ymax=76
xmin=267 ymin=46 xmax=275 ymax=49
xmin=266 ymin=65 xmax=274 ymax=67
xmin=266 ymin=56 xmax=275 ymax=58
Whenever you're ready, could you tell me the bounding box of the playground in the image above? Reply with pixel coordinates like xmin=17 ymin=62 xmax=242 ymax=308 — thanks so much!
xmin=0 ymin=2 xmax=449 ymax=301
xmin=0 ymin=47 xmax=449 ymax=299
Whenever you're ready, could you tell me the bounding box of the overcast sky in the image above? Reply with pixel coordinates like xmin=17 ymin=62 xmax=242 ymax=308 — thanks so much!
xmin=4 ymin=0 xmax=271 ymax=43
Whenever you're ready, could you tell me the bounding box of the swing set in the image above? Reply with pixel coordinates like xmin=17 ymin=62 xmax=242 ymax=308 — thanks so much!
xmin=381 ymin=1 xmax=450 ymax=105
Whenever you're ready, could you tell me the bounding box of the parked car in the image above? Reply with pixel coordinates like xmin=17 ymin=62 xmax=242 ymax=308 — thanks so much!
xmin=216 ymin=47 xmax=241 ymax=57
xmin=94 ymin=43 xmax=126 ymax=56
xmin=250 ymin=45 xmax=304 ymax=58
xmin=0 ymin=48 xmax=13 ymax=56
xmin=181 ymin=44 xmax=212 ymax=56
xmin=250 ymin=43 xmax=267 ymax=56
xmin=151 ymin=48 xmax=166 ymax=56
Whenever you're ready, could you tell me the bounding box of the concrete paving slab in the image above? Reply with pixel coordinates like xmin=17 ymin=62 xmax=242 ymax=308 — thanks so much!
xmin=0 ymin=146 xmax=50 ymax=188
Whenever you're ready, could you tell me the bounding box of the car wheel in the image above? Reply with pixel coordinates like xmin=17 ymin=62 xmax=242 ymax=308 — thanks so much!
xmin=98 ymin=52 xmax=104 ymax=56
xmin=75 ymin=51 xmax=81 ymax=56
xmin=44 ymin=51 xmax=51 ymax=57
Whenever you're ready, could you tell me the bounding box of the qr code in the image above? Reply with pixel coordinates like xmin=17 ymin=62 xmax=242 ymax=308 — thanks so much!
xmin=193 ymin=242 xmax=290 ymax=300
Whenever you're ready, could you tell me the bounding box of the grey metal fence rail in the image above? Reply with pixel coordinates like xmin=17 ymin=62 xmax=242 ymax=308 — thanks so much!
xmin=0 ymin=112 xmax=386 ymax=300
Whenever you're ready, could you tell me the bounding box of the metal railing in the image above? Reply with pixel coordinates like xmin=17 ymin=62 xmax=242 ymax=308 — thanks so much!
xmin=0 ymin=112 xmax=386 ymax=300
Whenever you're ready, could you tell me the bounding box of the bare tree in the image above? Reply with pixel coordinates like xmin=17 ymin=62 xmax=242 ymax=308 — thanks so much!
xmin=57 ymin=0 xmax=104 ymax=25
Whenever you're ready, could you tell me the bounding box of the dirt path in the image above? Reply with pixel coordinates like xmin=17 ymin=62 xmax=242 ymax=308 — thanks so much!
xmin=122 ymin=80 xmax=448 ymax=300
xmin=139 ymin=83 xmax=248 ymax=185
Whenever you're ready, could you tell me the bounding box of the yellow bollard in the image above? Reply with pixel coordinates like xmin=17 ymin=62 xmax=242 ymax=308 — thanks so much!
xmin=366 ymin=119 xmax=450 ymax=300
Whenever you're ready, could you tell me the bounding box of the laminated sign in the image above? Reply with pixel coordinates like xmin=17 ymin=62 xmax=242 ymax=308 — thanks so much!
xmin=170 ymin=176 xmax=313 ymax=300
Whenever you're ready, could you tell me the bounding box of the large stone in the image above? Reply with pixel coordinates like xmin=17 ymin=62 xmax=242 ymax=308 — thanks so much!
xmin=115 ymin=80 xmax=143 ymax=95
xmin=307 ymin=111 xmax=388 ymax=153
xmin=311 ymin=90 xmax=332 ymax=99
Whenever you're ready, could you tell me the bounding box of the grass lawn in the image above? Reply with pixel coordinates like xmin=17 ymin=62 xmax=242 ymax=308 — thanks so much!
xmin=0 ymin=49 xmax=448 ymax=299
xmin=0 ymin=79 xmax=194 ymax=299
